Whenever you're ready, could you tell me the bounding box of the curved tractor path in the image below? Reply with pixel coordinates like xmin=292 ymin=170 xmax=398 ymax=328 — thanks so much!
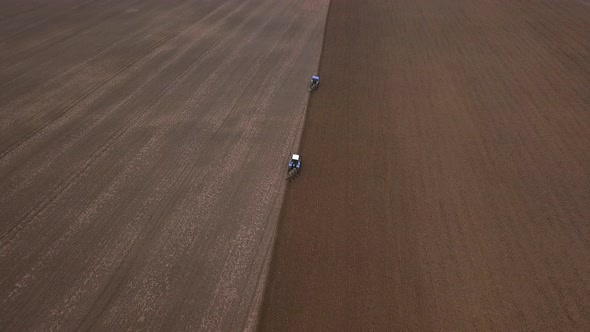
xmin=0 ymin=0 xmax=329 ymax=330
xmin=260 ymin=0 xmax=590 ymax=330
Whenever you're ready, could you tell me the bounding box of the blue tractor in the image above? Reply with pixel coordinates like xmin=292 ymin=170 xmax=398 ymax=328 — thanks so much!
xmin=309 ymin=75 xmax=319 ymax=93
xmin=287 ymin=153 xmax=301 ymax=180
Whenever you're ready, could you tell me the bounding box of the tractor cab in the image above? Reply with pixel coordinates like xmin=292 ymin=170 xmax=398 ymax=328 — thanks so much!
xmin=311 ymin=75 xmax=319 ymax=84
xmin=288 ymin=153 xmax=301 ymax=170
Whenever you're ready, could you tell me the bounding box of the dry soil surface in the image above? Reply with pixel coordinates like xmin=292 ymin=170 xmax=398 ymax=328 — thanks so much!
xmin=260 ymin=0 xmax=590 ymax=330
xmin=0 ymin=0 xmax=329 ymax=330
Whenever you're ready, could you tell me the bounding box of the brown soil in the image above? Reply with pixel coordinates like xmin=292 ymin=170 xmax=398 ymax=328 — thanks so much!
xmin=259 ymin=0 xmax=590 ymax=330
xmin=0 ymin=0 xmax=329 ymax=330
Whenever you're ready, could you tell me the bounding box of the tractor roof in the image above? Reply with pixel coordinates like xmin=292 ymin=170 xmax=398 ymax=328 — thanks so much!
xmin=292 ymin=154 xmax=300 ymax=160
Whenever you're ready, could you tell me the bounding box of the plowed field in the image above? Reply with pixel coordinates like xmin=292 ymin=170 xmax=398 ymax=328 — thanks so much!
xmin=260 ymin=0 xmax=590 ymax=330
xmin=0 ymin=0 xmax=329 ymax=330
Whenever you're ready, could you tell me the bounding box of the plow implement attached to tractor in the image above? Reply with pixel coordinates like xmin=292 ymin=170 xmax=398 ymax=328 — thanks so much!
xmin=287 ymin=153 xmax=301 ymax=181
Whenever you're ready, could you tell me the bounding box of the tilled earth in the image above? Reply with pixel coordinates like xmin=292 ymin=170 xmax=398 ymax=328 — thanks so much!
xmin=0 ymin=0 xmax=329 ymax=330
xmin=260 ymin=0 xmax=590 ymax=330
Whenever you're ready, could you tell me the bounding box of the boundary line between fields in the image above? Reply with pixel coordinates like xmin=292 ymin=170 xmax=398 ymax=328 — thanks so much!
xmin=247 ymin=0 xmax=334 ymax=330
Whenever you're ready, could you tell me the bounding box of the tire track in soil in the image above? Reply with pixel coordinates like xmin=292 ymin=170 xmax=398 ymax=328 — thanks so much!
xmin=0 ymin=3 xmax=49 ymax=24
xmin=0 ymin=0 xmax=243 ymax=205
xmin=0 ymin=0 xmax=194 ymax=88
xmin=0 ymin=0 xmax=275 ymax=261
xmin=0 ymin=0 xmax=102 ymax=42
xmin=0 ymin=0 xmax=142 ymax=84
xmin=0 ymin=0 xmax=302 ymax=326
xmin=0 ymin=0 xmax=257 ymax=253
xmin=0 ymin=0 xmax=222 ymax=153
